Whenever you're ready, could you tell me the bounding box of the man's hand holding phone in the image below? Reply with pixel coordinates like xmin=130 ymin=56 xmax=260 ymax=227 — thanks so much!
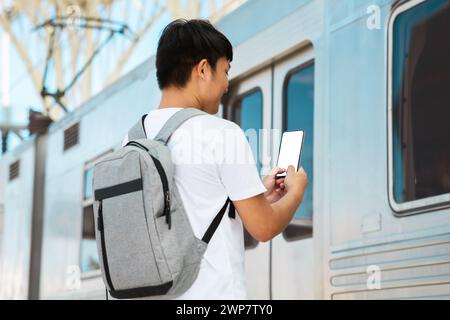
xmin=263 ymin=165 xmax=308 ymax=204
xmin=284 ymin=165 xmax=308 ymax=202
xmin=263 ymin=167 xmax=287 ymax=204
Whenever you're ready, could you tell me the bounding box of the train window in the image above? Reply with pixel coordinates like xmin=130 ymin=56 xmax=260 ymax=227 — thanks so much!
xmin=283 ymin=62 xmax=314 ymax=221
xmin=390 ymin=0 xmax=450 ymax=212
xmin=233 ymin=89 xmax=263 ymax=174
xmin=80 ymin=150 xmax=111 ymax=274
xmin=83 ymin=167 xmax=93 ymax=200
xmin=80 ymin=205 xmax=100 ymax=273
xmin=81 ymin=165 xmax=100 ymax=273
xmin=232 ymin=88 xmax=263 ymax=249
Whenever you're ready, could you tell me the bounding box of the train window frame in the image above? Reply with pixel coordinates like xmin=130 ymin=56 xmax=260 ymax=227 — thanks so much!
xmin=281 ymin=60 xmax=315 ymax=241
xmin=231 ymin=87 xmax=264 ymax=132
xmin=80 ymin=149 xmax=113 ymax=279
xmin=387 ymin=0 xmax=450 ymax=216
xmin=231 ymin=87 xmax=264 ymax=250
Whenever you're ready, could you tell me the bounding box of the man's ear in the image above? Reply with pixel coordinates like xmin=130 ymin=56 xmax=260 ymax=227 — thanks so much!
xmin=195 ymin=59 xmax=209 ymax=79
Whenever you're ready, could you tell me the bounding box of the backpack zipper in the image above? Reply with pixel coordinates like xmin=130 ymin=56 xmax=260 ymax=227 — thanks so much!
xmin=153 ymin=158 xmax=171 ymax=230
xmin=97 ymin=200 xmax=104 ymax=231
xmin=96 ymin=199 xmax=115 ymax=291
xmin=125 ymin=141 xmax=171 ymax=229
xmin=164 ymin=190 xmax=171 ymax=229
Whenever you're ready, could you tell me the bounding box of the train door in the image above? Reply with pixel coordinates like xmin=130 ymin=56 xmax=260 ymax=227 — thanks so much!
xmin=223 ymin=67 xmax=272 ymax=299
xmin=271 ymin=47 xmax=315 ymax=299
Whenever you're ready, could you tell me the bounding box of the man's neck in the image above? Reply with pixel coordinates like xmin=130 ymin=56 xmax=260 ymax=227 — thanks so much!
xmin=158 ymin=86 xmax=203 ymax=111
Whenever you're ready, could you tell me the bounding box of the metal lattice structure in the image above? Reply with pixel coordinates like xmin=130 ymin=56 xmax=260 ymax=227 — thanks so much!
xmin=0 ymin=0 xmax=166 ymax=120
xmin=0 ymin=0 xmax=246 ymax=154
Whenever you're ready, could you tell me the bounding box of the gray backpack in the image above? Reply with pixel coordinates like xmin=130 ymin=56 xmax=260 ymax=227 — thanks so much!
xmin=92 ymin=108 xmax=235 ymax=299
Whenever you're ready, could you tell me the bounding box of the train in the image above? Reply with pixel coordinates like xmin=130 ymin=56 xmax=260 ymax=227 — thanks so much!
xmin=1 ymin=0 xmax=449 ymax=299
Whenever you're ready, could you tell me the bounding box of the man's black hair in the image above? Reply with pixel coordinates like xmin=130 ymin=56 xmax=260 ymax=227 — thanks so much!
xmin=156 ymin=19 xmax=233 ymax=89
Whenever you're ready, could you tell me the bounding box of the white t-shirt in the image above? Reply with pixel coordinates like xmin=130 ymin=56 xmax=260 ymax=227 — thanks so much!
xmin=121 ymin=107 xmax=267 ymax=300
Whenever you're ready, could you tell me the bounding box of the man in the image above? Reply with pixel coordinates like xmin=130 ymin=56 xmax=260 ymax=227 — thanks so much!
xmin=122 ymin=19 xmax=308 ymax=299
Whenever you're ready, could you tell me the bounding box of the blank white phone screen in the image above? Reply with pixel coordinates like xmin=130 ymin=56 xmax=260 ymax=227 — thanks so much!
xmin=277 ymin=131 xmax=304 ymax=174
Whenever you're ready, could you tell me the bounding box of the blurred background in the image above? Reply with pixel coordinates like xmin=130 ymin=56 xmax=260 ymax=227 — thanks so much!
xmin=0 ymin=0 xmax=246 ymax=153
xmin=1 ymin=0 xmax=449 ymax=300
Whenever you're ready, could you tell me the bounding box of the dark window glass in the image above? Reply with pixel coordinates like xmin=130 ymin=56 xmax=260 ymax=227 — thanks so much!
xmin=285 ymin=63 xmax=314 ymax=220
xmin=392 ymin=0 xmax=450 ymax=204
xmin=80 ymin=205 xmax=100 ymax=273
xmin=83 ymin=167 xmax=93 ymax=200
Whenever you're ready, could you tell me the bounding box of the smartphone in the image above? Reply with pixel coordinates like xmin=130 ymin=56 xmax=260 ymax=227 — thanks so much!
xmin=276 ymin=131 xmax=305 ymax=179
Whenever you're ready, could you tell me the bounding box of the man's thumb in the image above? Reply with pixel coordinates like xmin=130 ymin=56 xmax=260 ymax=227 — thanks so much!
xmin=287 ymin=165 xmax=295 ymax=174
xmin=269 ymin=166 xmax=279 ymax=176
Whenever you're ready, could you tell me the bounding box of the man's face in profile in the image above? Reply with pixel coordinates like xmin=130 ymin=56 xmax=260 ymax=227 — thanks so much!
xmin=198 ymin=57 xmax=230 ymax=114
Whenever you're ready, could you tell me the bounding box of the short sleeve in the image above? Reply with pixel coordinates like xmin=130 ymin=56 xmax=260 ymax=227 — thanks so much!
xmin=216 ymin=122 xmax=267 ymax=201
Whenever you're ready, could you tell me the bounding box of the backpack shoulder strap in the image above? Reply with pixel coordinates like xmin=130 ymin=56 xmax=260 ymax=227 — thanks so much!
xmin=202 ymin=197 xmax=235 ymax=244
xmin=154 ymin=108 xmax=207 ymax=145
xmin=127 ymin=114 xmax=148 ymax=141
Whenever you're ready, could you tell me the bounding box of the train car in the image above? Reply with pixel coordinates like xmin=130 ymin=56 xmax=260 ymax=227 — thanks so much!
xmin=0 ymin=0 xmax=449 ymax=299
xmin=0 ymin=152 xmax=4 ymax=266
xmin=0 ymin=135 xmax=47 ymax=299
